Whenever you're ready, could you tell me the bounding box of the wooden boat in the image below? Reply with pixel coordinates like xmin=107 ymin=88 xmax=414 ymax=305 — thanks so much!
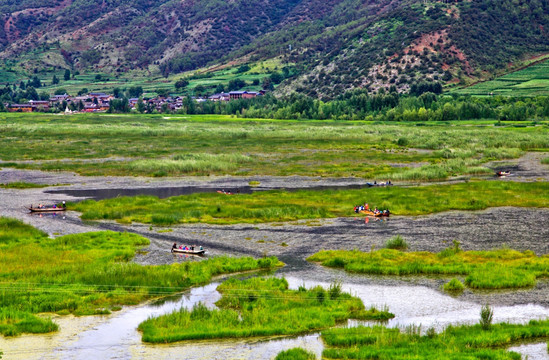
xmin=366 ymin=182 xmax=393 ymax=187
xmin=217 ymin=190 xmax=234 ymax=195
xmin=28 ymin=206 xmax=66 ymax=213
xmin=496 ymin=171 xmax=511 ymax=177
xmin=171 ymin=247 xmax=205 ymax=255
xmin=359 ymin=209 xmax=390 ymax=217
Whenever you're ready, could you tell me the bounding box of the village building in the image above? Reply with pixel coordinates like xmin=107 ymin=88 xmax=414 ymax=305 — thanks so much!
xmin=7 ymin=104 xmax=34 ymax=112
xmin=29 ymin=100 xmax=50 ymax=111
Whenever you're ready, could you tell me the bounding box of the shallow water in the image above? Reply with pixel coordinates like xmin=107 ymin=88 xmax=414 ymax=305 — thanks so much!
xmin=2 ymin=266 xmax=548 ymax=360
xmin=45 ymin=183 xmax=369 ymax=201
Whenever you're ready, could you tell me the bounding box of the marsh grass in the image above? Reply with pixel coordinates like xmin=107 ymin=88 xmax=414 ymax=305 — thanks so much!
xmin=1 ymin=114 xmax=548 ymax=179
xmin=0 ymin=182 xmax=49 ymax=189
xmin=443 ymin=278 xmax=465 ymax=293
xmin=127 ymin=153 xmax=251 ymax=175
xmin=0 ymin=217 xmax=282 ymax=336
xmin=73 ymin=181 xmax=549 ymax=225
xmin=308 ymin=245 xmax=549 ymax=290
xmin=321 ymin=320 xmax=549 ymax=359
xmin=480 ymin=304 xmax=493 ymax=330
xmin=385 ymin=235 xmax=408 ymax=250
xmin=275 ymin=348 xmax=316 ymax=360
xmin=137 ymin=277 xmax=394 ymax=343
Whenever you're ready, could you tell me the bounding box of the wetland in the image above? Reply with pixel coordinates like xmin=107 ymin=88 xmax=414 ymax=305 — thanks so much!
xmin=0 ymin=114 xmax=548 ymax=359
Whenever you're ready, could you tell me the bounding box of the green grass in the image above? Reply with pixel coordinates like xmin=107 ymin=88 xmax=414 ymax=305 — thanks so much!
xmin=0 ymin=113 xmax=547 ymax=178
xmin=0 ymin=217 xmax=282 ymax=336
xmin=275 ymin=348 xmax=316 ymax=360
xmin=0 ymin=182 xmax=49 ymax=189
xmin=321 ymin=319 xmax=549 ymax=360
xmin=137 ymin=277 xmax=394 ymax=343
xmin=443 ymin=278 xmax=465 ymax=292
xmin=385 ymin=235 xmax=408 ymax=250
xmin=308 ymin=243 xmax=549 ymax=290
xmin=72 ymin=181 xmax=549 ymax=225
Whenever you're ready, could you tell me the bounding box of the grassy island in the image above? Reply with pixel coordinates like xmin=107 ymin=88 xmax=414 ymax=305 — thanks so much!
xmin=321 ymin=320 xmax=549 ymax=360
xmin=72 ymin=181 xmax=549 ymax=225
xmin=138 ymin=277 xmax=394 ymax=343
xmin=308 ymin=243 xmax=549 ymax=289
xmin=0 ymin=217 xmax=282 ymax=336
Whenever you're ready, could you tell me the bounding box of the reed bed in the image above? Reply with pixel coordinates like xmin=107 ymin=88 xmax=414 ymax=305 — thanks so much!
xmin=308 ymin=244 xmax=549 ymax=289
xmin=0 ymin=114 xmax=547 ymax=178
xmin=320 ymin=320 xmax=549 ymax=359
xmin=0 ymin=217 xmax=282 ymax=335
xmin=137 ymin=277 xmax=394 ymax=343
xmin=73 ymin=181 xmax=549 ymax=224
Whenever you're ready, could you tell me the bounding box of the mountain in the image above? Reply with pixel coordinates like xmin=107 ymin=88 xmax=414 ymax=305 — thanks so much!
xmin=0 ymin=0 xmax=548 ymax=98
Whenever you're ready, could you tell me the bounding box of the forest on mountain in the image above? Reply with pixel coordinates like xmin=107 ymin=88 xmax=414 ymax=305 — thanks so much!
xmin=0 ymin=0 xmax=547 ymax=97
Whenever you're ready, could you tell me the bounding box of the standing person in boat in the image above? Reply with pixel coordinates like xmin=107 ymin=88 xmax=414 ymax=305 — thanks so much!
xmin=62 ymin=201 xmax=66 ymax=209
xmin=172 ymin=243 xmax=177 ymax=252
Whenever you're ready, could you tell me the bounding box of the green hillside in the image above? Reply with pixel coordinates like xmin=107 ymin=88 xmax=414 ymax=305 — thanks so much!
xmin=0 ymin=0 xmax=547 ymax=98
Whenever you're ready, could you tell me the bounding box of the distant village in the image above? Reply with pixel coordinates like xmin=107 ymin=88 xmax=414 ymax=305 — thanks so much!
xmin=5 ymin=90 xmax=266 ymax=113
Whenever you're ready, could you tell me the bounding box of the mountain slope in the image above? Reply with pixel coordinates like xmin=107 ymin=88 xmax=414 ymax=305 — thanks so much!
xmin=0 ymin=0 xmax=548 ymax=98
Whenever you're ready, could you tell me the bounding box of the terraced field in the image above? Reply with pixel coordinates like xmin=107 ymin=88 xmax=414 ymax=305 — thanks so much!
xmin=454 ymin=58 xmax=549 ymax=96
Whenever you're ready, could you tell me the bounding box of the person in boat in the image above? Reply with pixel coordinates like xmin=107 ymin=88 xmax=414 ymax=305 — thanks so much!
xmin=172 ymin=243 xmax=177 ymax=252
xmin=62 ymin=201 xmax=66 ymax=209
xmin=374 ymin=207 xmax=379 ymax=214
xmin=199 ymin=246 xmax=203 ymax=251
xmin=364 ymin=203 xmax=369 ymax=210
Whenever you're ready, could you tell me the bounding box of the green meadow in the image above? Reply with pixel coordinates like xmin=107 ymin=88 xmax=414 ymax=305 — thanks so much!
xmin=0 ymin=217 xmax=281 ymax=336
xmin=308 ymin=243 xmax=549 ymax=290
xmin=72 ymin=181 xmax=549 ymax=225
xmin=0 ymin=113 xmax=548 ymax=179
xmin=138 ymin=277 xmax=393 ymax=343
xmin=321 ymin=320 xmax=549 ymax=360
xmin=453 ymin=58 xmax=549 ymax=96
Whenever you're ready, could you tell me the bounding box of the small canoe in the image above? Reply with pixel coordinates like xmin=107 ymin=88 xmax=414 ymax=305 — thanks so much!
xmin=171 ymin=248 xmax=205 ymax=255
xmin=366 ymin=182 xmax=393 ymax=187
xmin=359 ymin=209 xmax=390 ymax=217
xmin=29 ymin=207 xmax=66 ymax=213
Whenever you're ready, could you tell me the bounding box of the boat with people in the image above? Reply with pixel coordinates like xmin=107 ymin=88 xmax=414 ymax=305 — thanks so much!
xmin=496 ymin=171 xmax=511 ymax=177
xmin=359 ymin=209 xmax=390 ymax=217
xmin=171 ymin=243 xmax=205 ymax=255
xmin=353 ymin=204 xmax=390 ymax=217
xmin=28 ymin=203 xmax=66 ymax=212
xmin=366 ymin=181 xmax=393 ymax=187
